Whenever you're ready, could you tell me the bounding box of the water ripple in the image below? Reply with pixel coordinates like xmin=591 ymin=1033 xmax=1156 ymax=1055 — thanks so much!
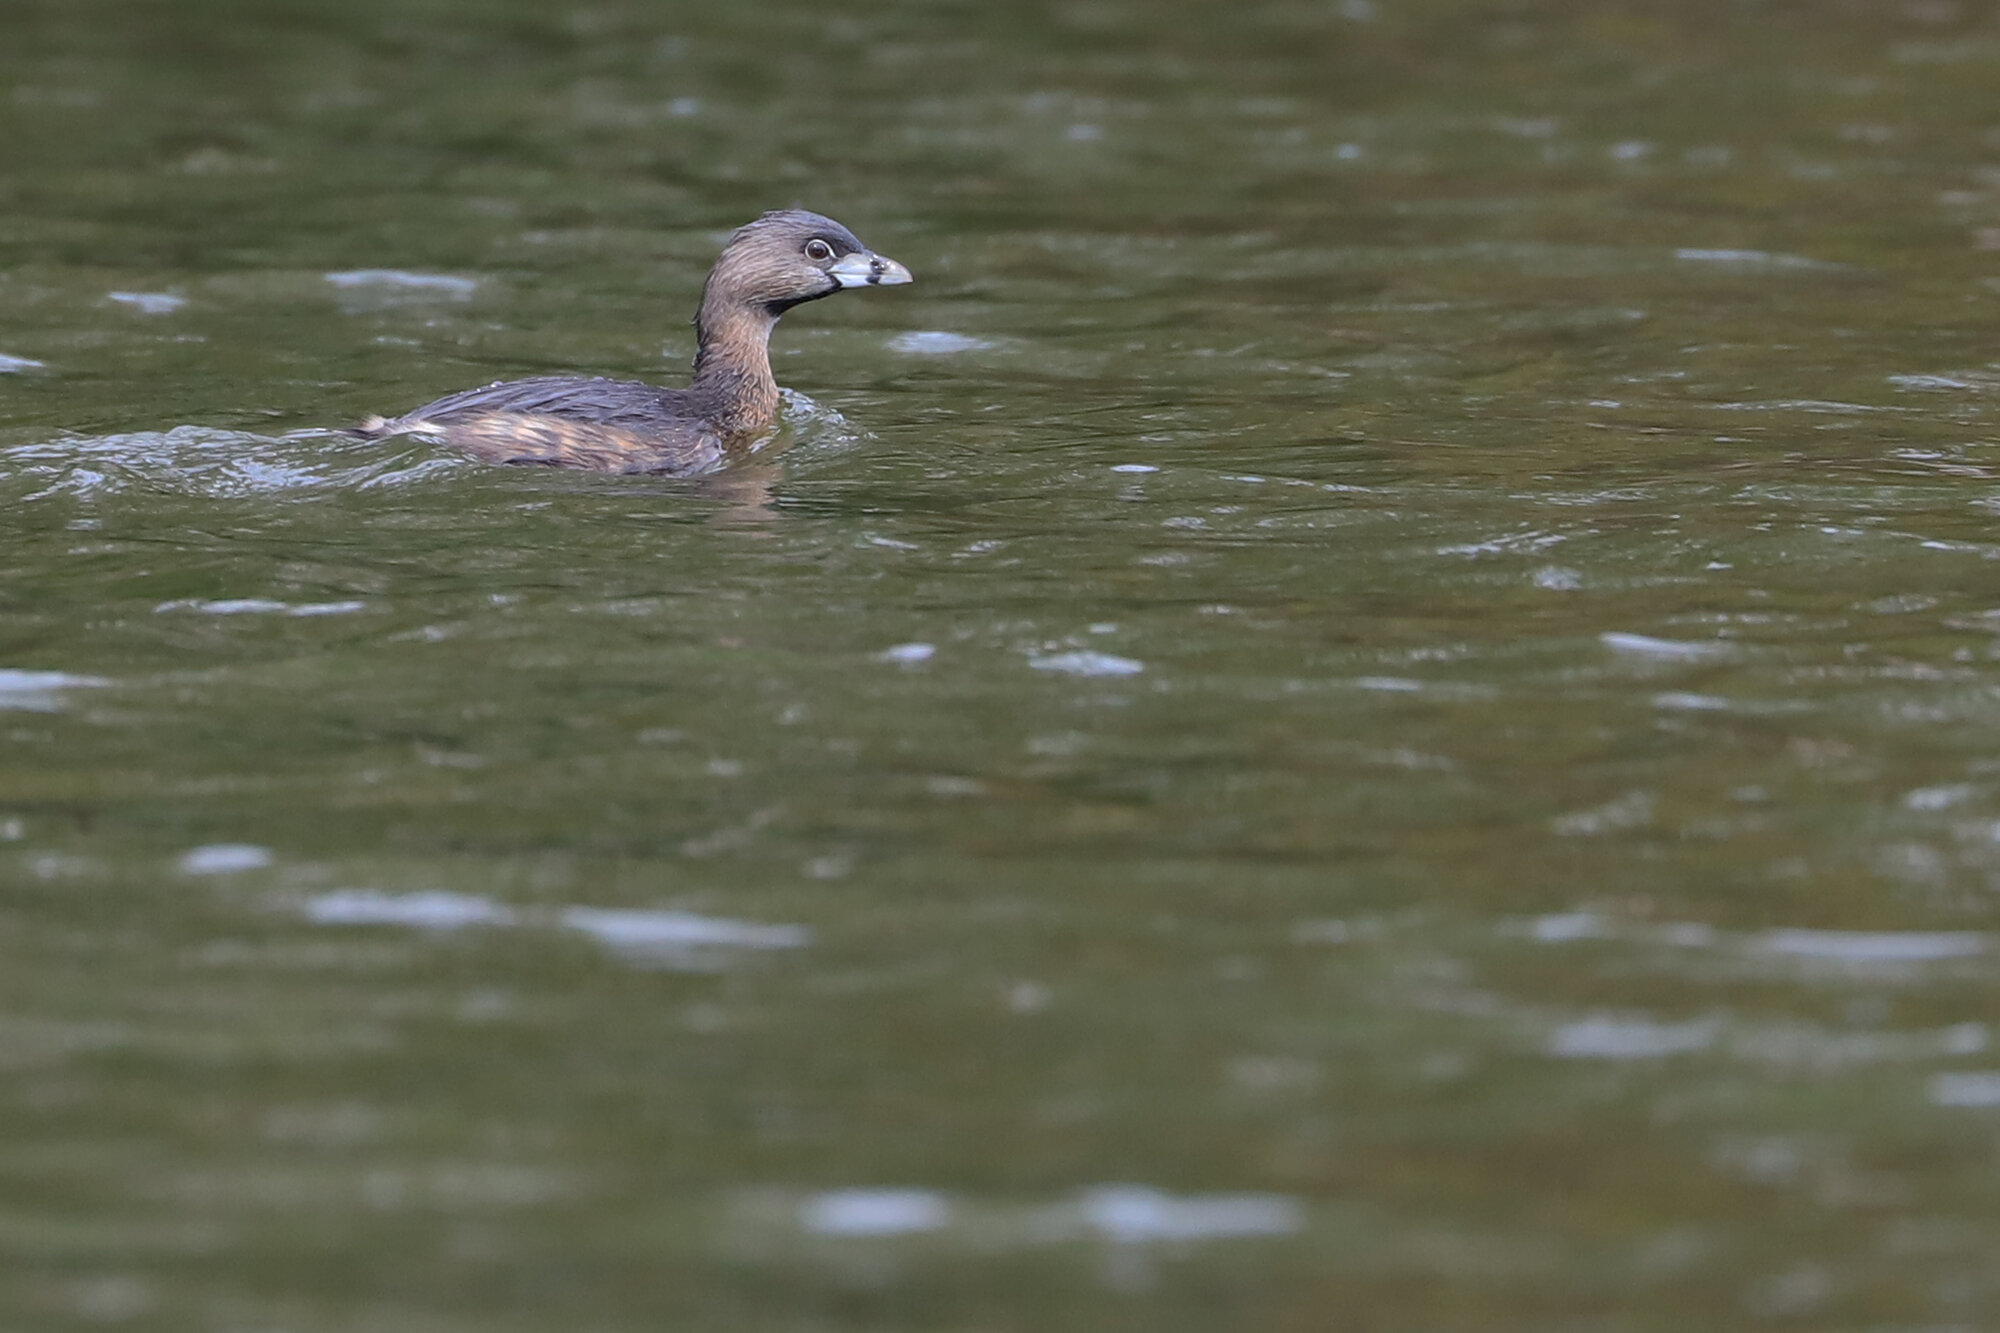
xmin=297 ymin=891 xmax=809 ymax=970
xmin=1 ymin=427 xmax=464 ymax=500
xmin=0 ymin=668 xmax=108 ymax=712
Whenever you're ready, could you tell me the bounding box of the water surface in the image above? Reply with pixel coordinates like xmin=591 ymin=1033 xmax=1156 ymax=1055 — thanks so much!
xmin=7 ymin=1 xmax=2000 ymax=1327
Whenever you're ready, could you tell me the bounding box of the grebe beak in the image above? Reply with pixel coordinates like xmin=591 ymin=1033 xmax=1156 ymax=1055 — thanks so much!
xmin=828 ymin=250 xmax=913 ymax=288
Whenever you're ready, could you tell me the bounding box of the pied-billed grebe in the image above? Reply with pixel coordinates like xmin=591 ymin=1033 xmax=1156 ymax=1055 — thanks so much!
xmin=353 ymin=210 xmax=912 ymax=474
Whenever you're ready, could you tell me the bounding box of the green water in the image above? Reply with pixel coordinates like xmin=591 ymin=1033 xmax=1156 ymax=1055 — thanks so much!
xmin=7 ymin=0 xmax=2000 ymax=1327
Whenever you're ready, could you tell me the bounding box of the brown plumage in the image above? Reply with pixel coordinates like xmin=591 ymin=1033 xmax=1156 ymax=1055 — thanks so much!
xmin=353 ymin=210 xmax=912 ymax=474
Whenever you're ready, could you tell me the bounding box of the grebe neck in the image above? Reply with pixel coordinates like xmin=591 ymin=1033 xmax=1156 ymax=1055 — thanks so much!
xmin=691 ymin=297 xmax=780 ymax=438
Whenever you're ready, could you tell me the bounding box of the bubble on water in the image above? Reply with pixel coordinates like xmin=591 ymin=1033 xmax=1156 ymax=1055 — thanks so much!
xmin=880 ymin=642 xmax=936 ymax=664
xmin=0 ymin=352 xmax=48 ymax=373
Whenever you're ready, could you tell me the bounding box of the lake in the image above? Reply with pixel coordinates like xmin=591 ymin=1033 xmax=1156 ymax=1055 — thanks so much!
xmin=5 ymin=1 xmax=2000 ymax=1327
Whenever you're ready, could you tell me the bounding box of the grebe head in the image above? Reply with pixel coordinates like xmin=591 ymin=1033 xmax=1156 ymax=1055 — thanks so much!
xmin=704 ymin=209 xmax=913 ymax=318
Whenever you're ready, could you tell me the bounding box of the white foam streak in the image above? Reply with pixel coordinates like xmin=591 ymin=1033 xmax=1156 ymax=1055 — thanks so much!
xmin=0 ymin=668 xmax=109 ymax=711
xmin=770 ymin=1185 xmax=1305 ymax=1246
xmin=1601 ymin=631 xmax=1734 ymax=661
xmin=1029 ymin=650 xmax=1144 ymax=677
xmin=180 ymin=844 xmax=274 ymax=875
xmin=304 ymin=890 xmax=517 ymax=930
xmin=1079 ymin=1186 xmax=1304 ymax=1242
xmin=1931 ymin=1072 xmax=2000 ymax=1107
xmin=799 ymin=1190 xmax=953 ymax=1236
xmin=559 ymin=907 xmax=810 ymax=957
xmin=1753 ymin=929 xmax=1986 ymax=964
xmin=298 ymin=892 xmax=809 ymax=967
xmin=1549 ymin=1015 xmax=1720 ymax=1059
xmin=324 ymin=269 xmax=477 ymax=296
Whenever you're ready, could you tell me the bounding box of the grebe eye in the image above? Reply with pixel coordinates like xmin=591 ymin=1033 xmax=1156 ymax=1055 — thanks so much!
xmin=804 ymin=238 xmax=834 ymax=262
